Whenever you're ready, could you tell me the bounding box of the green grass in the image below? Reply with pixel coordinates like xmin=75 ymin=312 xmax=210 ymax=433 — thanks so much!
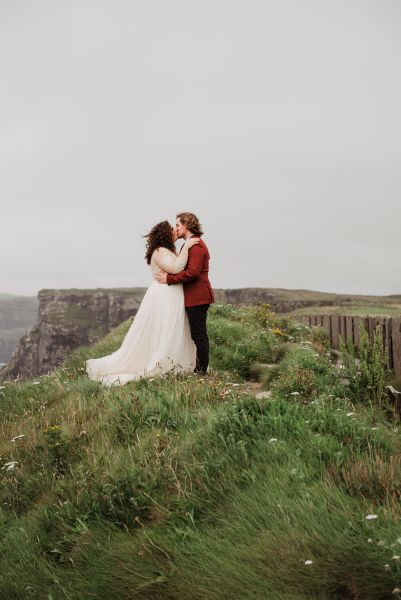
xmin=0 ymin=305 xmax=400 ymax=599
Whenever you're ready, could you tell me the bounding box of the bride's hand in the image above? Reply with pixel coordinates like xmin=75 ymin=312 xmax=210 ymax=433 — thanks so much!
xmin=185 ymin=237 xmax=200 ymax=249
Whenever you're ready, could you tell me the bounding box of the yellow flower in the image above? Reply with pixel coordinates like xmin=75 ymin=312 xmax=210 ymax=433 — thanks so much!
xmin=44 ymin=425 xmax=62 ymax=433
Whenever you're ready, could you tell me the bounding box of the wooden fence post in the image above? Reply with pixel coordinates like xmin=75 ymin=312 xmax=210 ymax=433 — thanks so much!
xmin=331 ymin=315 xmax=340 ymax=349
xmin=392 ymin=318 xmax=401 ymax=376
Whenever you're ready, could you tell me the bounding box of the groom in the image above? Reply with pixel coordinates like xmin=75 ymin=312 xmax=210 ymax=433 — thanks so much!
xmin=156 ymin=212 xmax=214 ymax=374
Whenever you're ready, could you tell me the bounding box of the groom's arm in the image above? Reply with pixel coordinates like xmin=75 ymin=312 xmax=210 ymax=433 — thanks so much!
xmin=166 ymin=245 xmax=204 ymax=285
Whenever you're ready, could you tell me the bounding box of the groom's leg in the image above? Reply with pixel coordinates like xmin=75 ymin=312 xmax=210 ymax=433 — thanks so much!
xmin=186 ymin=304 xmax=210 ymax=373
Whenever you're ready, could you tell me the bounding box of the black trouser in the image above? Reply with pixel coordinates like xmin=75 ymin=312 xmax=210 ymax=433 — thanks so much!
xmin=186 ymin=304 xmax=210 ymax=374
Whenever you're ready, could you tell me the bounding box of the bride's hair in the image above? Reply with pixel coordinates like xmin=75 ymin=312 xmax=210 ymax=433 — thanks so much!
xmin=144 ymin=220 xmax=176 ymax=264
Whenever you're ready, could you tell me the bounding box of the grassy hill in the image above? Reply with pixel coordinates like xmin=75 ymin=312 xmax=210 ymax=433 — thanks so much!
xmin=288 ymin=304 xmax=401 ymax=317
xmin=0 ymin=305 xmax=400 ymax=599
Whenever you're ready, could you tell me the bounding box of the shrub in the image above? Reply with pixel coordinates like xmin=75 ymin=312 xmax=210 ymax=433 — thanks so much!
xmin=208 ymin=305 xmax=274 ymax=378
xmin=271 ymin=366 xmax=317 ymax=401
xmin=340 ymin=322 xmax=388 ymax=407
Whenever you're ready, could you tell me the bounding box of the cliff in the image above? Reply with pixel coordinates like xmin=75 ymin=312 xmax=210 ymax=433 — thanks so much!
xmin=2 ymin=286 xmax=400 ymax=381
xmin=0 ymin=288 xmax=146 ymax=380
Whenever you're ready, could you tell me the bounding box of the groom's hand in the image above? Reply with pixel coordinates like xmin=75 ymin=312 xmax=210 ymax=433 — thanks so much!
xmin=156 ymin=271 xmax=168 ymax=284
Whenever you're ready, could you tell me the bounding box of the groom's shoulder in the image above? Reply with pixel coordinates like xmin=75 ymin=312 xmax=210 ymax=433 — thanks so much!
xmin=199 ymin=237 xmax=211 ymax=255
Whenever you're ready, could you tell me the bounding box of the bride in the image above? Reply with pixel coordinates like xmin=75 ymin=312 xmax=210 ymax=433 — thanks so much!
xmin=85 ymin=221 xmax=199 ymax=386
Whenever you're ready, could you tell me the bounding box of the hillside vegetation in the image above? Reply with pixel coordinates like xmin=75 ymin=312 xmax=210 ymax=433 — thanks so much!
xmin=0 ymin=305 xmax=400 ymax=599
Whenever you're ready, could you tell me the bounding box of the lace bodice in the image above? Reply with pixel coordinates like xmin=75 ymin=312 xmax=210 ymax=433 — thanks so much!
xmin=150 ymin=246 xmax=189 ymax=279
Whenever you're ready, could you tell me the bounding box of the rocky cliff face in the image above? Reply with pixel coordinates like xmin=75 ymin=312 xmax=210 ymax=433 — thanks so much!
xmin=0 ymin=289 xmax=146 ymax=380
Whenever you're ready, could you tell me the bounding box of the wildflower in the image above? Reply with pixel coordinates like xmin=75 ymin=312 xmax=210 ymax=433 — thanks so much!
xmin=291 ymin=391 xmax=300 ymax=396
xmin=346 ymin=412 xmax=355 ymax=417
xmin=392 ymin=588 xmax=401 ymax=595
xmin=392 ymin=556 xmax=400 ymax=561
xmin=385 ymin=564 xmax=391 ymax=571
xmin=371 ymin=427 xmax=378 ymax=431
xmin=366 ymin=514 xmax=378 ymax=520
xmin=378 ymin=540 xmax=385 ymax=546
xmin=32 ymin=381 xmax=40 ymax=385
xmin=0 ymin=386 xmax=6 ymax=390
xmin=44 ymin=425 xmax=62 ymax=433
xmin=367 ymin=538 xmax=373 ymax=543
xmin=2 ymin=461 xmax=18 ymax=472
xmin=11 ymin=434 xmax=25 ymax=442
xmin=268 ymin=438 xmax=278 ymax=443
xmin=304 ymin=560 xmax=313 ymax=565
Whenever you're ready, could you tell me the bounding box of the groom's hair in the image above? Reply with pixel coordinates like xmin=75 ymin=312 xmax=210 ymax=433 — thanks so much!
xmin=177 ymin=212 xmax=204 ymax=236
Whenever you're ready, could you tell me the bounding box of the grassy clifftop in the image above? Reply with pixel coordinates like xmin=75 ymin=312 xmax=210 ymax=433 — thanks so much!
xmin=0 ymin=305 xmax=400 ymax=599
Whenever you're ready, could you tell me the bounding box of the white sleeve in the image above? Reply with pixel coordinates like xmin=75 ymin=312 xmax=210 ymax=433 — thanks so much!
xmin=153 ymin=246 xmax=189 ymax=274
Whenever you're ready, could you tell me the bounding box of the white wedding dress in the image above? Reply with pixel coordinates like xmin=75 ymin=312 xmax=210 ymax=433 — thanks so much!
xmin=85 ymin=245 xmax=196 ymax=386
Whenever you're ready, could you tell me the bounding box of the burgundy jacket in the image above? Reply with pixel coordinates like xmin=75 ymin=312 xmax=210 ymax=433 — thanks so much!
xmin=166 ymin=238 xmax=215 ymax=308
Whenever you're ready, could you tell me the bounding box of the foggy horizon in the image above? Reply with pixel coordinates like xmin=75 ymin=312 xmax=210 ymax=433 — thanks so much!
xmin=1 ymin=1 xmax=400 ymax=298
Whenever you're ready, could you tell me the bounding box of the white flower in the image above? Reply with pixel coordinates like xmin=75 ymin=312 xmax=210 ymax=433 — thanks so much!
xmin=392 ymin=588 xmax=401 ymax=595
xmin=371 ymin=427 xmax=378 ymax=431
xmin=291 ymin=391 xmax=300 ymax=396
xmin=346 ymin=412 xmax=355 ymax=417
xmin=366 ymin=514 xmax=378 ymax=520
xmin=268 ymin=438 xmax=278 ymax=443
xmin=392 ymin=555 xmax=400 ymax=561
xmin=304 ymin=560 xmax=313 ymax=565
xmin=11 ymin=434 xmax=25 ymax=443
xmin=367 ymin=538 xmax=373 ymax=543
xmin=378 ymin=540 xmax=385 ymax=546
xmin=385 ymin=564 xmax=390 ymax=571
xmin=0 ymin=386 xmax=6 ymax=390
xmin=32 ymin=381 xmax=40 ymax=385
xmin=2 ymin=461 xmax=18 ymax=472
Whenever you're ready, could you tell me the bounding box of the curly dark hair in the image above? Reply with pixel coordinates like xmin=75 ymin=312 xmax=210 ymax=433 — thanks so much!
xmin=144 ymin=220 xmax=176 ymax=265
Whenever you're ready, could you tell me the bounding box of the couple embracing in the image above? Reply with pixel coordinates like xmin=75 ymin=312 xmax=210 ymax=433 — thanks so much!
xmin=86 ymin=212 xmax=214 ymax=386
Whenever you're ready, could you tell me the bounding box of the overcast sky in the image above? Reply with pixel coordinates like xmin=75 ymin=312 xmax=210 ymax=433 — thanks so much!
xmin=1 ymin=0 xmax=400 ymax=297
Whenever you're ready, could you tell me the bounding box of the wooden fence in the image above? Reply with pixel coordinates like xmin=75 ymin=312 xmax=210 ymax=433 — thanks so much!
xmin=295 ymin=314 xmax=401 ymax=376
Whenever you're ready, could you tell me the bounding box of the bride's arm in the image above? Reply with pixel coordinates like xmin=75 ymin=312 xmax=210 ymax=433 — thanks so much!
xmin=154 ymin=240 xmax=198 ymax=274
